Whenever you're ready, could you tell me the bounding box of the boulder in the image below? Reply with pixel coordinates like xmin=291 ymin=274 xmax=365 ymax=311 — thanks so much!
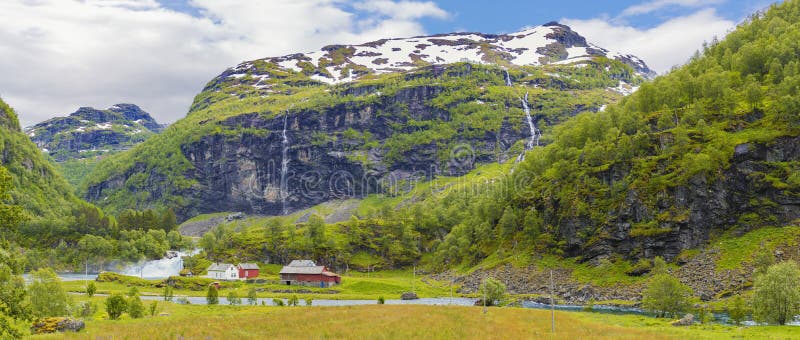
xmin=31 ymin=317 xmax=85 ymax=334
xmin=401 ymin=292 xmax=419 ymax=300
xmin=671 ymin=314 xmax=695 ymax=326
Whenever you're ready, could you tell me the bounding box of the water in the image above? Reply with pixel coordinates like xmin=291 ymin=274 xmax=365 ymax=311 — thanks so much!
xmin=120 ymin=250 xmax=192 ymax=279
xmin=504 ymin=69 xmax=512 ymax=86
xmin=516 ymin=92 xmax=540 ymax=162
xmin=280 ymin=112 xmax=290 ymax=215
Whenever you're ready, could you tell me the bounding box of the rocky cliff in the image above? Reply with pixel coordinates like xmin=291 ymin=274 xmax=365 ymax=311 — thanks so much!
xmin=25 ymin=104 xmax=162 ymax=162
xmin=84 ymin=23 xmax=651 ymax=219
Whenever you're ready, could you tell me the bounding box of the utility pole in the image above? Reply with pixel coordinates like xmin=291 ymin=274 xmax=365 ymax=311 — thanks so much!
xmin=550 ymin=270 xmax=555 ymax=333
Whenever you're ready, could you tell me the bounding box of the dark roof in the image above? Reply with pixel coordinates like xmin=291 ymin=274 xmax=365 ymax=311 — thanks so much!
xmin=238 ymin=263 xmax=259 ymax=270
xmin=207 ymin=263 xmax=234 ymax=272
xmin=280 ymin=266 xmax=326 ymax=275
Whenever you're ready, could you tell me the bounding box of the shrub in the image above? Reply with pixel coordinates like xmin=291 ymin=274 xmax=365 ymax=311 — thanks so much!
xmin=288 ymin=295 xmax=299 ymax=307
xmin=273 ymin=298 xmax=284 ymax=306
xmin=75 ymin=301 xmax=96 ymax=318
xmin=105 ymin=294 xmax=128 ymax=320
xmin=149 ymin=301 xmax=159 ymax=316
xmin=377 ymin=296 xmax=385 ymax=304
xmin=206 ymin=285 xmax=219 ymax=305
xmin=642 ymin=273 xmax=692 ymax=318
xmin=753 ymin=261 xmax=800 ymax=325
xmin=127 ymin=295 xmax=144 ymax=319
xmin=163 ymin=285 xmax=173 ymax=301
xmin=176 ymin=297 xmax=191 ymax=305
xmin=227 ymin=291 xmax=241 ymax=305
xmin=305 ymin=297 xmax=313 ymax=306
xmin=28 ymin=268 xmax=68 ymax=317
xmin=728 ymin=295 xmax=747 ymax=325
xmin=479 ymin=277 xmax=507 ymax=306
xmin=247 ymin=288 xmax=257 ymax=305
xmin=86 ymin=282 xmax=96 ymax=298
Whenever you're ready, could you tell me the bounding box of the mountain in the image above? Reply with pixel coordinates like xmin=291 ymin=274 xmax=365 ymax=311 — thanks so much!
xmin=0 ymin=97 xmax=77 ymax=219
xmin=83 ymin=23 xmax=653 ymax=219
xmin=25 ymin=103 xmax=163 ymax=162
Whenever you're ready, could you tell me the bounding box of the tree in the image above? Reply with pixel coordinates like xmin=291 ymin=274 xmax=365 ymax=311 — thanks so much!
xmin=227 ymin=291 xmax=241 ymax=305
xmin=163 ymin=285 xmax=173 ymax=302
xmin=288 ymin=295 xmax=299 ymax=307
xmin=0 ymin=166 xmax=24 ymax=234
xmin=642 ymin=273 xmax=693 ymax=318
xmin=105 ymin=294 xmax=128 ymax=320
xmin=127 ymin=294 xmax=144 ymax=319
xmin=752 ymin=261 xmax=800 ymax=325
xmin=479 ymin=277 xmax=507 ymax=306
xmin=728 ymin=295 xmax=747 ymax=326
xmin=148 ymin=301 xmax=159 ymax=317
xmin=247 ymin=288 xmax=257 ymax=305
xmin=753 ymin=247 xmax=774 ymax=277
xmin=27 ymin=268 xmax=68 ymax=317
xmin=206 ymin=285 xmax=219 ymax=305
xmin=86 ymin=281 xmax=96 ymax=298
xmin=160 ymin=209 xmax=177 ymax=232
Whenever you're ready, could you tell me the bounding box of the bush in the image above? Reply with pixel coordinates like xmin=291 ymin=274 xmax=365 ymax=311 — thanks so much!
xmin=753 ymin=261 xmax=800 ymax=325
xmin=305 ymin=297 xmax=313 ymax=306
xmin=86 ymin=282 xmax=96 ymax=298
xmin=163 ymin=285 xmax=173 ymax=302
xmin=75 ymin=301 xmax=96 ymax=318
xmin=728 ymin=295 xmax=747 ymax=326
xmin=642 ymin=273 xmax=692 ymax=318
xmin=149 ymin=301 xmax=159 ymax=316
xmin=176 ymin=297 xmax=191 ymax=305
xmin=479 ymin=277 xmax=507 ymax=306
xmin=273 ymin=298 xmax=284 ymax=306
xmin=288 ymin=295 xmax=299 ymax=306
xmin=377 ymin=296 xmax=385 ymax=304
xmin=206 ymin=285 xmax=219 ymax=305
xmin=247 ymin=288 xmax=257 ymax=305
xmin=127 ymin=295 xmax=144 ymax=319
xmin=105 ymin=294 xmax=128 ymax=320
xmin=28 ymin=268 xmax=68 ymax=317
xmin=227 ymin=291 xmax=241 ymax=305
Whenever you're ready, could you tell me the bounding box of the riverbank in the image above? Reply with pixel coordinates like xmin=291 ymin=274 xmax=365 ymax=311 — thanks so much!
xmin=27 ymin=303 xmax=800 ymax=339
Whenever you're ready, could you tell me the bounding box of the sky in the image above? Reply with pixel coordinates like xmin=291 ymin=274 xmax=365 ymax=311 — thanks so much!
xmin=0 ymin=0 xmax=780 ymax=126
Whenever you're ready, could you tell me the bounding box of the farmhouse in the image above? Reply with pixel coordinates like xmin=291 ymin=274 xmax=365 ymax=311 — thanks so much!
xmin=237 ymin=263 xmax=260 ymax=279
xmin=206 ymin=263 xmax=238 ymax=280
xmin=279 ymin=260 xmax=341 ymax=287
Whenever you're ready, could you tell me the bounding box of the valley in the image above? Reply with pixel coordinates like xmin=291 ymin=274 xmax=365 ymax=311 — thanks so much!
xmin=1 ymin=0 xmax=800 ymax=338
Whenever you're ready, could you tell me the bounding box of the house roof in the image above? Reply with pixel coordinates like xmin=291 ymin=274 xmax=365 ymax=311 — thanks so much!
xmin=280 ymin=265 xmax=326 ymax=275
xmin=288 ymin=260 xmax=316 ymax=267
xmin=207 ymin=263 xmax=234 ymax=272
xmin=322 ymin=271 xmax=339 ymax=277
xmin=238 ymin=263 xmax=259 ymax=270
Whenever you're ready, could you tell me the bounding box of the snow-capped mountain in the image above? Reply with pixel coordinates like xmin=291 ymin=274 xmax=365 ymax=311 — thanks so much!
xmin=218 ymin=22 xmax=655 ymax=87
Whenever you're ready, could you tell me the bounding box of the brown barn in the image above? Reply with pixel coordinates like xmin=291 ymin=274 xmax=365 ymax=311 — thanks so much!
xmin=279 ymin=260 xmax=341 ymax=288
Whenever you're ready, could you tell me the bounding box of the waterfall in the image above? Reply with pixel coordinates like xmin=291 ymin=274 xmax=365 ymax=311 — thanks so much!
xmin=280 ymin=112 xmax=290 ymax=215
xmin=517 ymin=91 xmax=540 ymax=162
xmin=120 ymin=251 xmax=191 ymax=279
xmin=504 ymin=69 xmax=512 ymax=86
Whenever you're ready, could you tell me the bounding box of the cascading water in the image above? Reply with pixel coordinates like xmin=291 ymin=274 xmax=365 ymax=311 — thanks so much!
xmin=280 ymin=112 xmax=290 ymax=215
xmin=120 ymin=251 xmax=190 ymax=279
xmin=504 ymin=69 xmax=512 ymax=87
xmin=516 ymin=91 xmax=541 ymax=162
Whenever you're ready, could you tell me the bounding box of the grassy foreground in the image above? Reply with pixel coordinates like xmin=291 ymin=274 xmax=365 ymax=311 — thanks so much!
xmin=29 ymin=304 xmax=800 ymax=339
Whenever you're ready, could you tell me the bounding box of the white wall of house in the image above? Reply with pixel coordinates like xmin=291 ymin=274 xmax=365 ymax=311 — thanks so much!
xmin=207 ymin=265 xmax=238 ymax=280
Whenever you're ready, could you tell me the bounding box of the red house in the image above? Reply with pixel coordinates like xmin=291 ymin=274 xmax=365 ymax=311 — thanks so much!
xmin=237 ymin=263 xmax=260 ymax=279
xmin=279 ymin=260 xmax=341 ymax=288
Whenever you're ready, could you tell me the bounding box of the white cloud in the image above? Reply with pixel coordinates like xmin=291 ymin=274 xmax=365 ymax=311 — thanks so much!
xmin=0 ymin=0 xmax=448 ymax=126
xmin=563 ymin=8 xmax=735 ymax=74
xmin=620 ymin=0 xmax=726 ymax=17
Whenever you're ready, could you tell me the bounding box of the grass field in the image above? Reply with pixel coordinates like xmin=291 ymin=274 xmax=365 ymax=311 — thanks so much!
xmin=60 ymin=268 xmax=457 ymax=301
xmin=27 ymin=303 xmax=800 ymax=339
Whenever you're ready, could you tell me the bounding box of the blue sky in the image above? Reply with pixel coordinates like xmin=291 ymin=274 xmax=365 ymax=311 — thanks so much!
xmin=0 ymin=0 xmax=782 ymax=125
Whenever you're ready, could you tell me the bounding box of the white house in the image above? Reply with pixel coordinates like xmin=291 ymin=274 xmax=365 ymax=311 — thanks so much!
xmin=206 ymin=263 xmax=239 ymax=280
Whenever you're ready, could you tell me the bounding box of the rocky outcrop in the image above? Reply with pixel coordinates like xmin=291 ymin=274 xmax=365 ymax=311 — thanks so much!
xmin=30 ymin=317 xmax=85 ymax=334
xmin=577 ymin=136 xmax=800 ymax=262
xmin=25 ymin=104 xmax=163 ymax=161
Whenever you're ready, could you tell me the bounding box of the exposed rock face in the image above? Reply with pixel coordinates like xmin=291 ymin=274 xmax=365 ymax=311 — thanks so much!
xmin=574 ymin=136 xmax=800 ymax=262
xmin=25 ymin=104 xmax=163 ymax=161
xmin=401 ymin=292 xmax=419 ymax=300
xmin=172 ymin=84 xmax=529 ymax=218
xmin=672 ymin=314 xmax=695 ymax=326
